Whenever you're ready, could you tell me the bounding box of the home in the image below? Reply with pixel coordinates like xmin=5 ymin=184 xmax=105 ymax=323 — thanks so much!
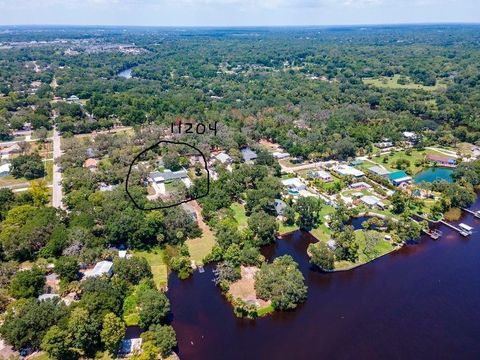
xmin=388 ymin=170 xmax=412 ymax=186
xmin=118 ymin=338 xmax=142 ymax=357
xmin=150 ymin=169 xmax=188 ymax=183
xmin=426 ymin=154 xmax=456 ymax=168
xmin=38 ymin=293 xmax=60 ymax=302
xmin=272 ymin=151 xmax=290 ymax=159
xmin=368 ymin=165 xmax=391 ymax=178
xmin=0 ymin=163 xmax=11 ymax=177
xmin=241 ymin=148 xmax=258 ymax=162
xmin=312 ymin=170 xmax=333 ymax=182
xmin=67 ymin=95 xmax=80 ymax=103
xmin=350 ymin=182 xmax=372 ymax=190
xmin=403 ymin=131 xmax=418 ymax=144
xmin=83 ymin=158 xmax=98 ymax=172
xmin=375 ymin=140 xmax=394 ymax=149
xmin=274 ymin=199 xmax=287 ymax=216
xmin=281 ymin=177 xmax=307 ymax=193
xmin=333 ymin=165 xmax=364 ymax=178
xmin=86 ymin=260 xmax=113 ymax=278
xmin=0 ymin=143 xmax=20 ymax=156
xmin=360 ymin=195 xmax=385 ymax=209
xmin=215 ymin=152 xmax=233 ymax=165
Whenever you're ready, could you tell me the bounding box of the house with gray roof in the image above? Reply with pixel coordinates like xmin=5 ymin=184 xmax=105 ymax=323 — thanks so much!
xmin=215 ymin=152 xmax=233 ymax=164
xmin=241 ymin=148 xmax=258 ymax=162
xmin=150 ymin=169 xmax=188 ymax=183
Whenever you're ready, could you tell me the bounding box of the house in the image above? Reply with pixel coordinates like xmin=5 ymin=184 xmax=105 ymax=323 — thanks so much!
xmin=360 ymin=195 xmax=385 ymax=209
xmin=281 ymin=178 xmax=307 ymax=192
xmin=150 ymin=169 xmax=188 ymax=183
xmin=426 ymin=154 xmax=456 ymax=168
xmin=389 ymin=170 xmax=412 ymax=186
xmin=333 ymin=165 xmax=364 ymax=178
xmin=274 ymin=199 xmax=287 ymax=216
xmin=272 ymin=151 xmax=290 ymax=159
xmin=241 ymin=148 xmax=258 ymax=162
xmin=38 ymin=293 xmax=60 ymax=301
xmin=403 ymin=131 xmax=418 ymax=144
xmin=118 ymin=338 xmax=142 ymax=356
xmin=350 ymin=182 xmax=372 ymax=190
xmin=0 ymin=143 xmax=20 ymax=156
xmin=0 ymin=163 xmax=11 ymax=177
xmin=215 ymin=152 xmax=233 ymax=165
xmin=99 ymin=184 xmax=117 ymax=192
xmin=86 ymin=260 xmax=113 ymax=278
xmin=83 ymin=158 xmax=98 ymax=171
xmin=368 ymin=166 xmax=391 ymax=178
xmin=67 ymin=95 xmax=80 ymax=103
xmin=313 ymin=170 xmax=333 ymax=182
xmin=375 ymin=141 xmax=394 ymax=149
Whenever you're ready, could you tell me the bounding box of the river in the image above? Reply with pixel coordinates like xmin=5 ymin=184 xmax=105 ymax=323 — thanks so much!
xmin=168 ymin=198 xmax=480 ymax=360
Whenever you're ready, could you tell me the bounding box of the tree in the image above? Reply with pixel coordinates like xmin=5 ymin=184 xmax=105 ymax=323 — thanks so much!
xmin=363 ymin=231 xmax=383 ymax=261
xmin=101 ymin=312 xmax=126 ymax=356
xmin=113 ymin=256 xmax=153 ymax=285
xmin=0 ymin=298 xmax=68 ymax=351
xmin=334 ymin=225 xmax=359 ymax=263
xmin=295 ymin=197 xmax=323 ymax=230
xmin=138 ymin=289 xmax=170 ymax=328
xmin=55 ymin=256 xmax=80 ymax=283
xmin=308 ymin=242 xmax=334 ymax=271
xmin=10 ymin=154 xmax=45 ymax=180
xmin=254 ymin=255 xmax=307 ymax=310
xmin=247 ymin=210 xmax=278 ymax=246
xmin=170 ymin=256 xmax=193 ymax=280
xmin=41 ymin=325 xmax=76 ymax=360
xmin=9 ymin=266 xmax=45 ymax=298
xmin=68 ymin=307 xmax=101 ymax=357
xmin=142 ymin=324 xmax=177 ymax=358
xmin=29 ymin=180 xmax=50 ymax=206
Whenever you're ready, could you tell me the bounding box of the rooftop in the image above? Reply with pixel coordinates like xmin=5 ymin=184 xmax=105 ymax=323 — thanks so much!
xmin=368 ymin=165 xmax=391 ymax=176
xmin=215 ymin=152 xmax=232 ymax=164
xmin=150 ymin=169 xmax=188 ymax=182
xmin=389 ymin=170 xmax=411 ymax=181
xmin=241 ymin=148 xmax=258 ymax=162
xmin=87 ymin=260 xmax=113 ymax=278
xmin=334 ymin=165 xmax=364 ymax=177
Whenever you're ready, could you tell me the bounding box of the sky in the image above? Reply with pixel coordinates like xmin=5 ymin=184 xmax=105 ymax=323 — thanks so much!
xmin=0 ymin=0 xmax=479 ymax=27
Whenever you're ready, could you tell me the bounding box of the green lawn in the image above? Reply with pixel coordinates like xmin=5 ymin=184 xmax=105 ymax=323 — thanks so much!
xmin=231 ymin=202 xmax=248 ymax=229
xmin=363 ymin=75 xmax=446 ymax=91
xmin=132 ymin=248 xmax=168 ymax=288
xmin=278 ymin=221 xmax=299 ymax=235
xmin=368 ymin=148 xmax=450 ymax=175
xmin=186 ymin=229 xmax=216 ymax=265
xmin=308 ymin=205 xmax=336 ymax=242
xmin=45 ymin=160 xmax=53 ymax=182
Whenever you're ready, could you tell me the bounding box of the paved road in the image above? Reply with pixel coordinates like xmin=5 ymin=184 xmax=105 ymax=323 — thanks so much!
xmin=52 ymin=127 xmax=64 ymax=209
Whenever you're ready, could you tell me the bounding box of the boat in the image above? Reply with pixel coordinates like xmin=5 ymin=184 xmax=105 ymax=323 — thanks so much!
xmin=459 ymin=223 xmax=473 ymax=236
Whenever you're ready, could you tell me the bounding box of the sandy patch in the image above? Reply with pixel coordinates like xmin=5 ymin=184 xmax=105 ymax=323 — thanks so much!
xmin=228 ymin=266 xmax=271 ymax=308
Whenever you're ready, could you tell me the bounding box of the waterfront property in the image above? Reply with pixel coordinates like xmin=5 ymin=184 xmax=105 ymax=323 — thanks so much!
xmin=426 ymin=154 xmax=456 ymax=167
xmin=388 ymin=170 xmax=412 ymax=186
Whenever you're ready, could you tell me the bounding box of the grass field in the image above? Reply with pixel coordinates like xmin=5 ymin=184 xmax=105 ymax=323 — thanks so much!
xmin=308 ymin=205 xmax=335 ymax=242
xmin=363 ymin=75 xmax=446 ymax=91
xmin=231 ymin=202 xmax=248 ymax=229
xmin=186 ymin=230 xmax=216 ymax=265
xmin=132 ymin=248 xmax=168 ymax=288
xmin=367 ymin=148 xmax=449 ymax=175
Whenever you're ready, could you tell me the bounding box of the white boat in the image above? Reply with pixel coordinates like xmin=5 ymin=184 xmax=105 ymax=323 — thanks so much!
xmin=459 ymin=223 xmax=473 ymax=234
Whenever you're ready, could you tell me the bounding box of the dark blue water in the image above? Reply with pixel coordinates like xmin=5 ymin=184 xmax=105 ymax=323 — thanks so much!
xmin=168 ymin=198 xmax=480 ymax=360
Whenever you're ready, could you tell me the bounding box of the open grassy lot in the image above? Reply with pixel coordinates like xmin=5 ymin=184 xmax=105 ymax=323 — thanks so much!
xmin=363 ymin=75 xmax=446 ymax=91
xmin=278 ymin=221 xmax=299 ymax=235
xmin=231 ymin=202 xmax=248 ymax=229
xmin=308 ymin=205 xmax=335 ymax=242
xmin=367 ymin=148 xmax=450 ymax=175
xmin=186 ymin=230 xmax=216 ymax=265
xmin=132 ymin=248 xmax=168 ymax=288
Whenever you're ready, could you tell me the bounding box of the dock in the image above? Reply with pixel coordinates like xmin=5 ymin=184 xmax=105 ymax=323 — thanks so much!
xmin=461 ymin=208 xmax=480 ymax=219
xmin=422 ymin=228 xmax=443 ymax=240
xmin=440 ymin=220 xmax=472 ymax=237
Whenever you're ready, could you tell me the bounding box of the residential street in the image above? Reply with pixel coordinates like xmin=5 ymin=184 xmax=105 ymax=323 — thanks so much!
xmin=52 ymin=126 xmax=64 ymax=209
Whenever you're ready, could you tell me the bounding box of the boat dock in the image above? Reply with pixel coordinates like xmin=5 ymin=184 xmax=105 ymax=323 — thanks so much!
xmin=439 ymin=220 xmax=473 ymax=237
xmin=422 ymin=228 xmax=443 ymax=240
xmin=461 ymin=208 xmax=480 ymax=219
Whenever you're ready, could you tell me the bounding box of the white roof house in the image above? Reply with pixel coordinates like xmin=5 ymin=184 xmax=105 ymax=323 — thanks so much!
xmin=350 ymin=182 xmax=372 ymax=190
xmin=281 ymin=178 xmax=307 ymax=191
xmin=315 ymin=170 xmax=333 ymax=181
xmin=0 ymin=144 xmax=20 ymax=155
xmin=368 ymin=166 xmax=391 ymax=177
xmin=272 ymin=151 xmax=290 ymax=159
xmin=86 ymin=261 xmax=113 ymax=278
xmin=150 ymin=169 xmax=188 ymax=183
xmin=0 ymin=163 xmax=11 ymax=176
xmin=38 ymin=293 xmax=60 ymax=301
xmin=403 ymin=131 xmax=417 ymax=139
xmin=215 ymin=152 xmax=233 ymax=164
xmin=360 ymin=195 xmax=385 ymax=209
xmin=334 ymin=165 xmax=364 ymax=178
